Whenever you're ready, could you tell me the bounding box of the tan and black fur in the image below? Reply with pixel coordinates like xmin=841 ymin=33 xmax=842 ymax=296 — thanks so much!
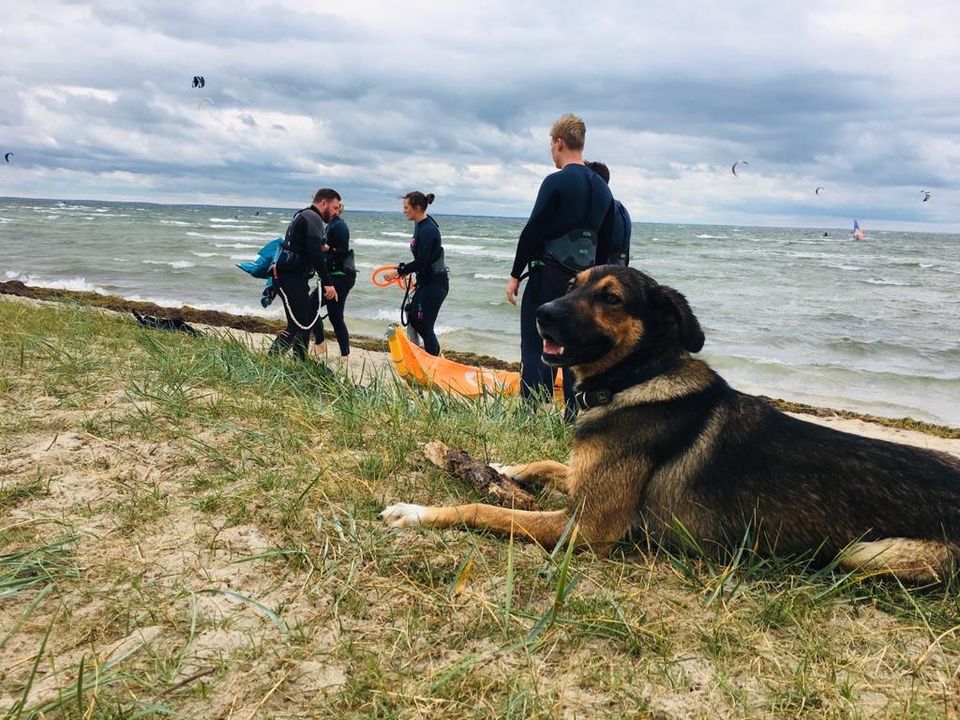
xmin=382 ymin=266 xmax=960 ymax=583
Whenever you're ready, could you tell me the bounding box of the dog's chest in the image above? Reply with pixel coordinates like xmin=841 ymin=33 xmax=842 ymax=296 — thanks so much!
xmin=566 ymin=437 xmax=654 ymax=509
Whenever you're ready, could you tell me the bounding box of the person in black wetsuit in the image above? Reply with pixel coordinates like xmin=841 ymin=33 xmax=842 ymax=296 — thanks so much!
xmin=505 ymin=113 xmax=614 ymax=413
xmin=267 ymin=188 xmax=340 ymax=359
xmin=585 ymin=161 xmax=632 ymax=266
xmin=382 ymin=191 xmax=448 ymax=356
xmin=309 ymin=200 xmax=356 ymax=360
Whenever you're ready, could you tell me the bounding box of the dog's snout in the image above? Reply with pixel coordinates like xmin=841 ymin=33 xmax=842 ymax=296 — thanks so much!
xmin=536 ymin=300 xmax=561 ymax=326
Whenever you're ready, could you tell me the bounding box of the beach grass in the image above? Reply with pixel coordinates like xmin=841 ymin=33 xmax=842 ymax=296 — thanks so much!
xmin=2 ymin=297 xmax=960 ymax=719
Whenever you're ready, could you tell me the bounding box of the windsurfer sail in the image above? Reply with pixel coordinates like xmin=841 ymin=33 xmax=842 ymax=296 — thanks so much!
xmin=852 ymin=219 xmax=864 ymax=241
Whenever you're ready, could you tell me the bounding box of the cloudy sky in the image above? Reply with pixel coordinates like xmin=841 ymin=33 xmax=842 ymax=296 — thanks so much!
xmin=2 ymin=0 xmax=959 ymax=230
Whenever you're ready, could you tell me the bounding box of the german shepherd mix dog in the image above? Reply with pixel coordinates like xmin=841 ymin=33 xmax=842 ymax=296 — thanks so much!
xmin=382 ymin=266 xmax=960 ymax=583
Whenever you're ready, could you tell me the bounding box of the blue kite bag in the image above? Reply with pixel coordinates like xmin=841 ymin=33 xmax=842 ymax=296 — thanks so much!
xmin=236 ymin=238 xmax=283 ymax=307
xmin=236 ymin=238 xmax=283 ymax=278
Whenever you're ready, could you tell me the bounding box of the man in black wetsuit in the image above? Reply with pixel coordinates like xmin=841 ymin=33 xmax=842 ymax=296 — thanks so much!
xmin=268 ymin=188 xmax=340 ymax=359
xmin=310 ymin=200 xmax=356 ymax=360
xmin=585 ymin=161 xmax=632 ymax=266
xmin=505 ymin=113 xmax=614 ymax=413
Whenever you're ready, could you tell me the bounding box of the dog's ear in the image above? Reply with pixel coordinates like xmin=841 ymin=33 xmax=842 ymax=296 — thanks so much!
xmin=651 ymin=285 xmax=705 ymax=353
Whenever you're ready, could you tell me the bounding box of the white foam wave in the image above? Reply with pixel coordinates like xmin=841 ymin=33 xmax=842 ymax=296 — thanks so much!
xmin=380 ymin=231 xmax=411 ymax=238
xmin=448 ymin=247 xmax=513 ymax=260
xmin=353 ymin=237 xmax=410 ymax=249
xmin=142 ymin=260 xmax=196 ymax=269
xmin=187 ymin=231 xmax=275 ymax=241
xmin=444 ymin=243 xmax=485 ymax=252
xmin=862 ymin=277 xmax=909 ymax=287
xmin=208 ymin=224 xmax=263 ymax=230
xmin=824 ymin=263 xmax=863 ymax=272
xmin=208 ymin=217 xmax=243 ymax=222
xmin=160 ymin=220 xmax=191 ymax=226
xmin=124 ymin=293 xmax=283 ymax=319
xmin=473 ymin=273 xmax=503 ymax=280
xmin=212 ymin=242 xmax=263 ymax=249
xmin=4 ymin=271 xmax=109 ymax=294
xmin=191 ymin=252 xmax=220 ymax=258
xmin=695 ymin=234 xmax=728 ymax=239
xmin=48 ymin=204 xmax=99 ymax=212
xmin=444 ymin=234 xmax=488 ymax=241
xmin=373 ymin=308 xmax=401 ymax=321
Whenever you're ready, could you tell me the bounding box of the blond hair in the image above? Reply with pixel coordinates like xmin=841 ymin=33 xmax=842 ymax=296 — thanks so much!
xmin=550 ymin=113 xmax=586 ymax=151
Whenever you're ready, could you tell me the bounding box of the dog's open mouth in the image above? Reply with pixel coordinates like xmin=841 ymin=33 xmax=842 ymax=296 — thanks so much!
xmin=541 ymin=334 xmax=565 ymax=362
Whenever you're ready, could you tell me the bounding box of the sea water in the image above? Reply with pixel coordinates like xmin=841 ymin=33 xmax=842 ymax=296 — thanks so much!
xmin=2 ymin=197 xmax=958 ymax=426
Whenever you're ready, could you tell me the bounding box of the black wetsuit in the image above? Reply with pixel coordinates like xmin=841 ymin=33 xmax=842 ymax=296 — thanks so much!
xmin=602 ymin=199 xmax=632 ymax=266
xmin=398 ymin=215 xmax=448 ymax=357
xmin=310 ymin=215 xmax=355 ymax=356
xmin=511 ymin=163 xmax=614 ymax=412
xmin=268 ymin=206 xmax=333 ymax=359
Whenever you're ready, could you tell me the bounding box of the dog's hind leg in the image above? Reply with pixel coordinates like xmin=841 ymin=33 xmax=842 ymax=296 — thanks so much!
xmin=488 ymin=461 xmax=571 ymax=494
xmin=839 ymin=538 xmax=957 ymax=584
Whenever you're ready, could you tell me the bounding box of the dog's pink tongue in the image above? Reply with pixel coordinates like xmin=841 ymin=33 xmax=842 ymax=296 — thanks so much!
xmin=542 ymin=339 xmax=564 ymax=355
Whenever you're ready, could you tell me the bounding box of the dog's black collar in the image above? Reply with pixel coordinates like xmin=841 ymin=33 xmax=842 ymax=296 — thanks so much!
xmin=574 ymin=358 xmax=679 ymax=411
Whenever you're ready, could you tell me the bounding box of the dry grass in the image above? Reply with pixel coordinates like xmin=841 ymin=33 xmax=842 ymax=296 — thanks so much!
xmin=2 ymin=297 xmax=960 ymax=719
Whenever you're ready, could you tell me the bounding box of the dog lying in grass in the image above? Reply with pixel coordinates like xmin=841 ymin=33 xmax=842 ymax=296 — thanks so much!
xmin=382 ymin=266 xmax=960 ymax=583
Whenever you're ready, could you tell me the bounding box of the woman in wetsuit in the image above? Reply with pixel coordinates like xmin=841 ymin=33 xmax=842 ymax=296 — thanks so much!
xmin=382 ymin=191 xmax=448 ymax=356
xmin=310 ymin=201 xmax=356 ymax=359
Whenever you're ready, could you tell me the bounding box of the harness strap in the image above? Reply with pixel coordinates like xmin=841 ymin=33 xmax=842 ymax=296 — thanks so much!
xmin=275 ymin=280 xmax=325 ymax=331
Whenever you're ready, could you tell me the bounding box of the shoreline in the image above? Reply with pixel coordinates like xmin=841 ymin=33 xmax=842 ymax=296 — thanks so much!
xmin=2 ymin=279 xmax=957 ymax=439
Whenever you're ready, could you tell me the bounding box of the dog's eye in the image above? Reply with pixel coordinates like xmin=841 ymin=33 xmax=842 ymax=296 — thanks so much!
xmin=597 ymin=290 xmax=622 ymax=306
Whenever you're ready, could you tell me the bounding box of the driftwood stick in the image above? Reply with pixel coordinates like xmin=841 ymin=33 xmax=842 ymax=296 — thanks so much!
xmin=423 ymin=441 xmax=538 ymax=510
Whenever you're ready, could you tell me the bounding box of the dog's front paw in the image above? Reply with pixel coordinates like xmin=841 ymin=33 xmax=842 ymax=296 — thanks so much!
xmin=380 ymin=503 xmax=428 ymax=528
xmin=489 ymin=462 xmax=519 ymax=479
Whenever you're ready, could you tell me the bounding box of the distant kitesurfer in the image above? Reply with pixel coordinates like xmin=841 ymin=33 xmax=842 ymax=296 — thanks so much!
xmin=309 ymin=200 xmax=356 ymax=360
xmin=585 ymin=160 xmax=631 ymax=266
xmin=381 ymin=192 xmax=448 ymax=356
xmin=267 ymin=189 xmax=340 ymax=359
xmin=505 ymin=113 xmax=614 ymax=415
xmin=852 ymin=220 xmax=864 ymax=241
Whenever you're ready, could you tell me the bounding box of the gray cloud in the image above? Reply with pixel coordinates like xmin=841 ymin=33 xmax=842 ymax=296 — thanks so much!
xmin=2 ymin=1 xmax=959 ymax=229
